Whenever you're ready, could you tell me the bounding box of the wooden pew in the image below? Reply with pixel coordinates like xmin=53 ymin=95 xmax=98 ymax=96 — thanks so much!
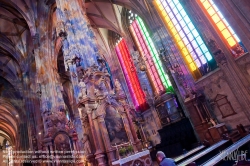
xmin=178 ymin=139 xmax=232 ymax=166
xmin=173 ymin=145 xmax=206 ymax=164
xmin=201 ymin=134 xmax=250 ymax=166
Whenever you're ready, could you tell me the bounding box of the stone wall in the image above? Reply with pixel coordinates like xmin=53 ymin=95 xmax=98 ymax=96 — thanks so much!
xmin=195 ymin=67 xmax=249 ymax=130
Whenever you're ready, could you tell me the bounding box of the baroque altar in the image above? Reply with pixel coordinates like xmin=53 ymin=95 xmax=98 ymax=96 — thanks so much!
xmin=77 ymin=64 xmax=143 ymax=166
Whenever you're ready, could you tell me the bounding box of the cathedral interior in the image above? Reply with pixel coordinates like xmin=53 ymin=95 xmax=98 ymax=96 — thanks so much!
xmin=1 ymin=0 xmax=250 ymax=165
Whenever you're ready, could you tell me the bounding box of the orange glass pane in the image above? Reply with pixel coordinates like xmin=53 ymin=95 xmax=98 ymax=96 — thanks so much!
xmin=162 ymin=10 xmax=167 ymax=17
xmin=202 ymin=0 xmax=211 ymax=9
xmin=207 ymin=7 xmax=215 ymax=16
xmin=216 ymin=21 xmax=226 ymax=31
xmin=155 ymin=0 xmax=161 ymax=5
xmin=182 ymin=48 xmax=189 ymax=55
xmin=190 ymin=62 xmax=197 ymax=71
xmin=174 ymin=34 xmax=181 ymax=42
xmin=211 ymin=14 xmax=220 ymax=23
xmin=178 ymin=41 xmax=185 ymax=49
xmin=221 ymin=29 xmax=231 ymax=39
xmin=186 ymin=55 xmax=193 ymax=63
xmin=171 ymin=27 xmax=177 ymax=35
xmin=159 ymin=4 xmax=164 ymax=11
xmin=164 ymin=16 xmax=171 ymax=23
xmin=168 ymin=21 xmax=174 ymax=29
xmin=200 ymin=0 xmax=243 ymax=51
xmin=227 ymin=36 xmax=237 ymax=47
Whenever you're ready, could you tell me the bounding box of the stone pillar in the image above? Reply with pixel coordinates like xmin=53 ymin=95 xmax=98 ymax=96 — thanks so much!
xmin=93 ymin=118 xmax=107 ymax=166
xmin=55 ymin=0 xmax=98 ymax=68
xmin=86 ymin=110 xmax=106 ymax=166
xmin=194 ymin=103 xmax=206 ymax=123
xmin=208 ymin=40 xmax=250 ymax=122
xmin=97 ymin=116 xmax=116 ymax=164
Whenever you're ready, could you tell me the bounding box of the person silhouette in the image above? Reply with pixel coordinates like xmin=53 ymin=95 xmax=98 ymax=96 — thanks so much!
xmin=156 ymin=151 xmax=176 ymax=166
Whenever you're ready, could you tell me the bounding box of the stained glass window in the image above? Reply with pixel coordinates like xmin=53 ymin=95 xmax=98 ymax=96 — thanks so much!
xmin=154 ymin=0 xmax=216 ymax=80
xmin=115 ymin=39 xmax=149 ymax=111
xmin=129 ymin=16 xmax=173 ymax=94
xmin=198 ymin=0 xmax=247 ymax=58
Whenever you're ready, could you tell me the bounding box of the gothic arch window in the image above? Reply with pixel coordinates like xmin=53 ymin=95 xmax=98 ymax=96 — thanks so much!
xmin=153 ymin=0 xmax=217 ymax=80
xmin=214 ymin=94 xmax=236 ymax=118
xmin=128 ymin=14 xmax=173 ymax=94
xmin=198 ymin=0 xmax=248 ymax=58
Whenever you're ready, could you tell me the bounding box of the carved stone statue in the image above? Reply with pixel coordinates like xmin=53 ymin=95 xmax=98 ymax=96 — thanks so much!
xmin=185 ymin=86 xmax=195 ymax=99
xmin=97 ymin=56 xmax=108 ymax=72
xmin=215 ymin=51 xmax=227 ymax=65
xmin=82 ymin=134 xmax=92 ymax=155
xmin=114 ymin=79 xmax=124 ymax=94
xmin=208 ymin=39 xmax=227 ymax=65
xmin=79 ymin=79 xmax=87 ymax=99
xmin=207 ymin=39 xmax=220 ymax=54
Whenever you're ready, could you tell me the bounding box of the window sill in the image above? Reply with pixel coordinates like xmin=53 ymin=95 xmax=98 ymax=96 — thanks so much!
xmin=235 ymin=52 xmax=249 ymax=62
xmin=195 ymin=68 xmax=221 ymax=84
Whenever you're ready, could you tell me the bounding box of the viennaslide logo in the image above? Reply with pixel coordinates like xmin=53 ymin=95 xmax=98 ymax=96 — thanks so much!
xmin=219 ymin=149 xmax=248 ymax=161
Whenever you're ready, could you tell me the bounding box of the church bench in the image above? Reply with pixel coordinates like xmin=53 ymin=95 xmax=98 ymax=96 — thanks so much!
xmin=201 ymin=134 xmax=250 ymax=166
xmin=174 ymin=145 xmax=206 ymax=164
xmin=178 ymin=139 xmax=231 ymax=166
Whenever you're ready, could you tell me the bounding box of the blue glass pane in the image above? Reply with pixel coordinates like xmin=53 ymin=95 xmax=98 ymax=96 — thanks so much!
xmin=190 ymin=51 xmax=197 ymax=59
xmin=175 ymin=24 xmax=181 ymax=31
xmin=165 ymin=6 xmax=171 ymax=13
xmin=183 ymin=26 xmax=190 ymax=34
xmin=186 ymin=44 xmax=192 ymax=51
xmin=192 ymin=40 xmax=198 ymax=48
xmin=200 ymin=44 xmax=208 ymax=53
xmin=173 ymin=0 xmax=179 ymax=5
xmin=180 ymin=9 xmax=186 ymax=17
xmin=172 ymin=8 xmax=178 ymax=15
xmin=192 ymin=29 xmax=199 ymax=37
xmin=183 ymin=15 xmax=191 ymax=23
xmin=194 ymin=59 xmax=201 ymax=67
xmin=195 ymin=47 xmax=203 ymax=56
xmin=196 ymin=36 xmax=203 ymax=45
xmin=176 ymin=13 xmax=182 ymax=21
xmin=205 ymin=52 xmax=213 ymax=61
xmin=188 ymin=22 xmax=195 ymax=30
xmin=169 ymin=12 xmax=174 ymax=19
xmin=169 ymin=1 xmax=175 ymax=8
xmin=179 ymin=20 xmax=186 ymax=27
xmin=179 ymin=30 xmax=185 ymax=38
xmin=182 ymin=37 xmax=189 ymax=45
xmin=199 ymin=56 xmax=207 ymax=64
xmin=162 ymin=1 xmax=168 ymax=8
xmin=172 ymin=17 xmax=178 ymax=25
xmin=187 ymin=33 xmax=194 ymax=41
xmin=176 ymin=2 xmax=183 ymax=10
